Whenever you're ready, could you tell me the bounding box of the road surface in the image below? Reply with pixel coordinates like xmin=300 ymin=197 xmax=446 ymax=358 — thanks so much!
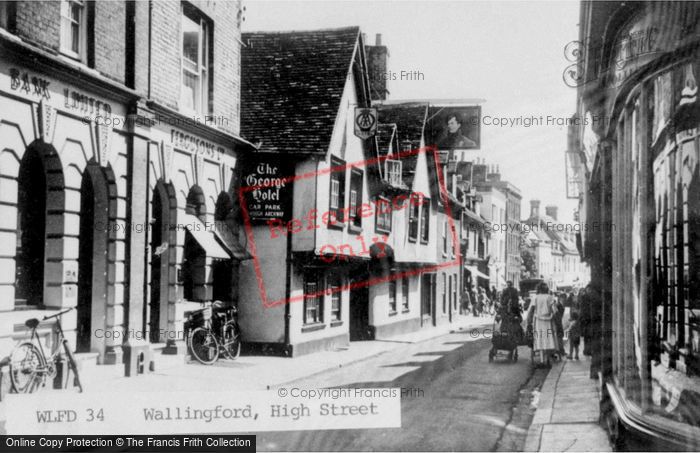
xmin=255 ymin=329 xmax=549 ymax=451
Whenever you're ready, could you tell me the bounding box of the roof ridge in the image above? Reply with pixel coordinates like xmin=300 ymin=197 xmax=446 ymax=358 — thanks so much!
xmin=242 ymin=25 xmax=360 ymax=36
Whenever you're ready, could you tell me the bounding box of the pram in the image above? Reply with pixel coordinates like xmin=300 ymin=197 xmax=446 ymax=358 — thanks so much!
xmin=488 ymin=313 xmax=522 ymax=362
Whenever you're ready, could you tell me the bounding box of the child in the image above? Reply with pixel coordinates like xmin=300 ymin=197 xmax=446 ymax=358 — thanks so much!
xmin=567 ymin=311 xmax=581 ymax=360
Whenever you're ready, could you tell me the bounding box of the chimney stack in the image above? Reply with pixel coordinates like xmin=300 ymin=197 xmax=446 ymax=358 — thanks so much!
xmin=545 ymin=205 xmax=558 ymax=221
xmin=365 ymin=32 xmax=389 ymax=101
xmin=530 ymin=200 xmax=541 ymax=218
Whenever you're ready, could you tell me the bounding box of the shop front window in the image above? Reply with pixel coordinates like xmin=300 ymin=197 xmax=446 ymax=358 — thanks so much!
xmin=614 ymin=61 xmax=700 ymax=433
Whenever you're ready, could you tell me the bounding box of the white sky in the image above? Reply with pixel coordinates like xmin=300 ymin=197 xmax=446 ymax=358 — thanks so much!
xmin=242 ymin=0 xmax=581 ymax=223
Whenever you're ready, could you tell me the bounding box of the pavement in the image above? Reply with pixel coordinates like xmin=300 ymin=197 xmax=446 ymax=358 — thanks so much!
xmin=524 ymin=355 xmax=612 ymax=452
xmin=1 ymin=314 xmax=493 ymax=399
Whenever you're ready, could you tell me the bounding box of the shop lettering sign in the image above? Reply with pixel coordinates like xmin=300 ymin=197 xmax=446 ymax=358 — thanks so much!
xmin=63 ymin=88 xmax=112 ymax=118
xmin=241 ymin=158 xmax=293 ymax=223
xmin=10 ymin=68 xmax=50 ymax=100
xmin=9 ymin=68 xmax=115 ymax=119
xmin=170 ymin=129 xmax=226 ymax=161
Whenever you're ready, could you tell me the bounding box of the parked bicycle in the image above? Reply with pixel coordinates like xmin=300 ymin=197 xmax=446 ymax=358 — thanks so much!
xmin=9 ymin=307 xmax=83 ymax=393
xmin=185 ymin=301 xmax=241 ymax=365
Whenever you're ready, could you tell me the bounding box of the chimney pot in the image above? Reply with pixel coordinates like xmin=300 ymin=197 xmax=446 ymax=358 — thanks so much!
xmin=530 ymin=200 xmax=541 ymax=218
xmin=376 ymin=33 xmax=382 ymax=46
xmin=545 ymin=205 xmax=558 ymax=221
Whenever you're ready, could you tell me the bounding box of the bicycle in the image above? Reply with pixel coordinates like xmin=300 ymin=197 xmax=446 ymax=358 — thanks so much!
xmin=9 ymin=307 xmax=83 ymax=393
xmin=185 ymin=301 xmax=241 ymax=365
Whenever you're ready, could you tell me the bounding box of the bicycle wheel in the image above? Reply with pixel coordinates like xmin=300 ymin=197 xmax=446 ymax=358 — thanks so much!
xmin=189 ymin=327 xmax=219 ymax=364
xmin=221 ymin=322 xmax=241 ymax=359
xmin=10 ymin=342 xmax=45 ymax=393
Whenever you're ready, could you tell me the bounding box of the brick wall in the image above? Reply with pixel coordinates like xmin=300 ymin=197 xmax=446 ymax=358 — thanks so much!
xmin=132 ymin=0 xmax=150 ymax=95
xmin=150 ymin=0 xmax=242 ymax=135
xmin=13 ymin=1 xmax=125 ymax=83
xmin=93 ymin=0 xmax=126 ymax=84
xmin=14 ymin=0 xmax=61 ymax=52
xmin=149 ymin=1 xmax=180 ymax=108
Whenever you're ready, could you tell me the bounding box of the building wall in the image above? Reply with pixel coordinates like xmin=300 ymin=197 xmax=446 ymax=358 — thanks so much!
xmin=479 ymin=187 xmax=507 ymax=288
xmin=149 ymin=0 xmax=242 ymax=135
xmin=505 ymin=191 xmax=522 ymax=285
xmin=13 ymin=1 xmax=126 ymax=83
xmin=0 ymin=58 xmax=131 ymax=363
xmin=0 ymin=0 xmax=249 ymax=370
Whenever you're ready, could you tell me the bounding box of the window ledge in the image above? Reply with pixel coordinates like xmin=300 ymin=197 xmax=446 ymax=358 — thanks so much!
xmin=301 ymin=323 xmax=326 ymax=333
xmin=330 ymin=320 xmax=343 ymax=328
xmin=402 ymin=308 xmax=410 ymax=314
xmin=327 ymin=221 xmax=346 ymax=231
xmin=408 ymin=236 xmax=418 ymax=243
xmin=388 ymin=310 xmax=398 ymax=317
xmin=420 ymin=239 xmax=429 ymax=245
xmin=376 ymin=227 xmax=392 ymax=235
xmin=348 ymin=224 xmax=363 ymax=235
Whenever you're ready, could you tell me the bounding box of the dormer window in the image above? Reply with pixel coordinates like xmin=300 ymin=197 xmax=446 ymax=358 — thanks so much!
xmin=385 ymin=159 xmax=402 ymax=186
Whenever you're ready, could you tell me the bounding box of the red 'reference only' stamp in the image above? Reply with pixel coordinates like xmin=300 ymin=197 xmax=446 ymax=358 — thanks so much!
xmin=238 ymin=146 xmax=462 ymax=308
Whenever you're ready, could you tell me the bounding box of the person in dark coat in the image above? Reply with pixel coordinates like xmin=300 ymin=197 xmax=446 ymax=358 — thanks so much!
xmin=578 ymin=283 xmax=601 ymax=378
xmin=501 ymin=281 xmax=520 ymax=313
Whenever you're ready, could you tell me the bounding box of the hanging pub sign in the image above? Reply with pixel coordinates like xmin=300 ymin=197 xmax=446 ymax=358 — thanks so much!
xmin=354 ymin=107 xmax=377 ymax=139
xmin=240 ymin=156 xmax=293 ymax=224
xmin=426 ymin=106 xmax=481 ymax=150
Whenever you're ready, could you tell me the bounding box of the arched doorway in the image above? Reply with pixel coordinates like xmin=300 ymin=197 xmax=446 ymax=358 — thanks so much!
xmin=148 ymin=182 xmax=176 ymax=343
xmin=212 ymin=192 xmax=234 ymax=302
xmin=182 ymin=186 xmax=206 ymax=301
xmin=15 ymin=147 xmax=47 ymax=307
xmin=76 ymin=163 xmax=110 ymax=353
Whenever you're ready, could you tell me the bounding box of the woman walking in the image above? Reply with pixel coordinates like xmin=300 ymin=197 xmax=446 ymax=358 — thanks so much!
xmin=531 ymin=282 xmax=557 ymax=366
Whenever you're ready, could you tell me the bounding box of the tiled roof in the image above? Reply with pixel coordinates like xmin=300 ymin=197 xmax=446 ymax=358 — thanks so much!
xmin=376 ymin=103 xmax=429 ymax=186
xmin=240 ymin=27 xmax=360 ymax=155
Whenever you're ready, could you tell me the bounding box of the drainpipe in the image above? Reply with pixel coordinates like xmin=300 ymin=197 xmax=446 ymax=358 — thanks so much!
xmin=284 ymin=229 xmax=292 ymax=355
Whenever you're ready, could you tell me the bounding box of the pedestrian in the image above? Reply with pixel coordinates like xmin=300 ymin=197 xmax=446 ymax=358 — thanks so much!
xmin=531 ymin=281 xmax=558 ymax=366
xmin=579 ymin=283 xmax=602 ymax=379
xmin=500 ymin=281 xmax=519 ymax=311
xmin=566 ymin=311 xmax=581 ymax=360
xmin=477 ymin=287 xmax=486 ymax=317
xmin=461 ymin=288 xmax=471 ymax=315
xmin=553 ymin=297 xmax=566 ymax=357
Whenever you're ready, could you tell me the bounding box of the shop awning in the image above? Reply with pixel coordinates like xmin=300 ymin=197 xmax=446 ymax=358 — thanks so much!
xmin=183 ymin=213 xmax=230 ymax=260
xmin=212 ymin=221 xmax=252 ymax=260
xmin=465 ymin=265 xmax=489 ymax=280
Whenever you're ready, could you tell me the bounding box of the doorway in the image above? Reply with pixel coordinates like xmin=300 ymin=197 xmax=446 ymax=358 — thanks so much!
xmin=349 ymin=269 xmax=371 ymax=341
xmin=15 ymin=147 xmax=47 ymax=307
xmin=148 ymin=182 xmax=174 ymax=343
xmin=421 ymin=273 xmax=436 ymax=326
xmin=76 ymin=164 xmax=109 ymax=353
